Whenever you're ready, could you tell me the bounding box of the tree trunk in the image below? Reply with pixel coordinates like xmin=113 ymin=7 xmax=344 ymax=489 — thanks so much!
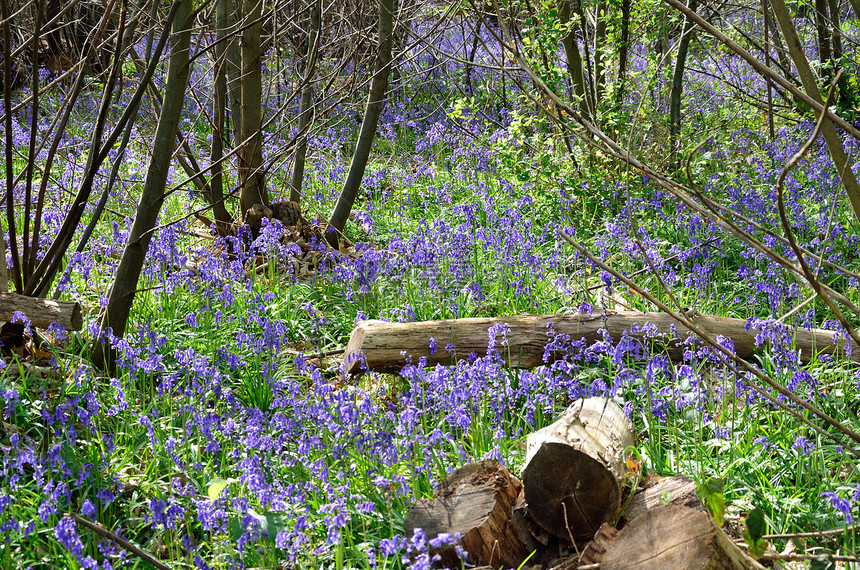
xmin=669 ymin=0 xmax=697 ymax=167
xmin=225 ymin=0 xmax=242 ymax=145
xmin=559 ymin=0 xmax=590 ymax=122
xmin=827 ymin=0 xmax=842 ymax=62
xmin=327 ymin=0 xmax=394 ymax=248
xmin=210 ymin=0 xmax=235 ymax=231
xmin=289 ymin=0 xmax=321 ymax=204
xmin=601 ymin=505 xmax=766 ymax=569
xmin=92 ymin=0 xmax=193 ymax=371
xmin=768 ymin=0 xmax=860 ymax=223
xmin=238 ymin=0 xmax=268 ymax=215
xmin=403 ymin=460 xmax=528 ymax=568
xmin=814 ymin=0 xmax=832 ymax=65
xmin=616 ymin=0 xmax=631 ymax=108
xmin=521 ymin=398 xmax=635 ymax=539
xmin=343 ymin=311 xmax=860 ymax=374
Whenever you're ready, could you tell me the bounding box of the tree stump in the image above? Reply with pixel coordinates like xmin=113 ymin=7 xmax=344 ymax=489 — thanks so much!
xmin=601 ymin=505 xmax=765 ymax=569
xmin=521 ymin=398 xmax=635 ymax=540
xmin=403 ymin=460 xmax=528 ymax=569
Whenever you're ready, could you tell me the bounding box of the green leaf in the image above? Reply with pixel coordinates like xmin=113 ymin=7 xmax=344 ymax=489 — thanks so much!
xmin=697 ymin=477 xmax=725 ymax=526
xmin=206 ymin=477 xmax=238 ymax=502
xmin=746 ymin=507 xmax=765 ymax=540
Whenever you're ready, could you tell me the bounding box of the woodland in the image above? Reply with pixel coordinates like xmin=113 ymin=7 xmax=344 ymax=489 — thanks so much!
xmin=2 ymin=0 xmax=860 ymax=568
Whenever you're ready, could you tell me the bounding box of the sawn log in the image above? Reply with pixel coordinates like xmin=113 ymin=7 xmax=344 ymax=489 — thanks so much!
xmin=0 ymin=292 xmax=82 ymax=331
xmin=344 ymin=310 xmax=858 ymax=374
xmin=521 ymin=398 xmax=636 ymax=540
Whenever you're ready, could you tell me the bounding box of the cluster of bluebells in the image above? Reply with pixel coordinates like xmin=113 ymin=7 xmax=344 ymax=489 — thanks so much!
xmin=0 ymin=9 xmax=859 ymax=570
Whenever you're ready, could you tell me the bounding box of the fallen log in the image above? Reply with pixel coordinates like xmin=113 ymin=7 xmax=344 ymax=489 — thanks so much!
xmin=619 ymin=474 xmax=703 ymax=526
xmin=344 ymin=310 xmax=859 ymax=374
xmin=521 ymin=398 xmax=635 ymax=540
xmin=0 ymin=292 xmax=83 ymax=331
xmin=403 ymin=460 xmax=528 ymax=568
xmin=600 ymin=505 xmax=765 ymax=569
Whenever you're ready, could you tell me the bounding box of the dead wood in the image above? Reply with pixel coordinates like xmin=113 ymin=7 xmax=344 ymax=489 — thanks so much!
xmin=619 ymin=474 xmax=703 ymax=526
xmin=0 ymin=292 xmax=82 ymax=330
xmin=343 ymin=310 xmax=858 ymax=374
xmin=521 ymin=398 xmax=636 ymax=540
xmin=600 ymin=505 xmax=765 ymax=569
xmin=403 ymin=460 xmax=529 ymax=569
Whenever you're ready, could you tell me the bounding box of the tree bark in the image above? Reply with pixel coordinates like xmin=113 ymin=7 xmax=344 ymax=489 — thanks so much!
xmin=0 ymin=292 xmax=82 ymax=330
xmin=210 ymin=0 xmax=236 ymax=231
xmin=238 ymin=0 xmax=268 ymax=215
xmin=616 ymin=0 xmax=631 ymax=108
xmin=289 ymin=0 xmax=321 ymax=205
xmin=618 ymin=475 xmax=702 ymax=526
xmin=92 ymin=0 xmax=193 ymax=371
xmin=814 ymin=0 xmax=832 ymax=65
xmin=768 ymin=0 xmax=860 ymax=223
xmin=343 ymin=311 xmax=859 ymax=374
xmin=403 ymin=460 xmax=528 ymax=568
xmin=669 ymin=0 xmax=697 ymax=167
xmin=327 ymin=0 xmax=394 ymax=248
xmin=601 ymin=505 xmax=766 ymax=569
xmin=559 ymin=0 xmax=590 ymax=122
xmin=521 ymin=398 xmax=635 ymax=540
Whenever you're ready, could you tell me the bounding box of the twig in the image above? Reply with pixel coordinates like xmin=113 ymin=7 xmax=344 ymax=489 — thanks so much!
xmin=764 ymin=525 xmax=858 ymax=540
xmin=761 ymin=553 xmax=860 ymax=563
xmin=68 ymin=513 xmax=171 ymax=570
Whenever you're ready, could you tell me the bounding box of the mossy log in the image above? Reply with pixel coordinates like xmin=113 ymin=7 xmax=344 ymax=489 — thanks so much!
xmin=600 ymin=505 xmax=765 ymax=569
xmin=343 ymin=310 xmax=857 ymax=374
xmin=521 ymin=398 xmax=635 ymax=540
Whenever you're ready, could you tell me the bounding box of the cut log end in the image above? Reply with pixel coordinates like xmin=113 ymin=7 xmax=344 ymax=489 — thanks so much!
xmin=403 ymin=460 xmax=528 ymax=569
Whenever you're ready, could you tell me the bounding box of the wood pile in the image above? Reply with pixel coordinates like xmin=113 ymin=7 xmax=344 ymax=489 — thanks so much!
xmin=404 ymin=398 xmax=764 ymax=569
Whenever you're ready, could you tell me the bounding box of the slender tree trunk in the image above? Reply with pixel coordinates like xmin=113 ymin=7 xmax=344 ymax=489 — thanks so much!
xmin=327 ymin=0 xmax=394 ymax=248
xmin=211 ymin=0 xmax=235 ymax=230
xmin=763 ymin=0 xmax=774 ymax=140
xmin=769 ymin=0 xmax=860 ymax=223
xmin=617 ymin=0 xmax=631 ymax=108
xmin=670 ymin=0 xmax=697 ymax=167
xmin=92 ymin=0 xmax=193 ymax=371
xmin=849 ymin=0 xmax=860 ymax=19
xmin=559 ymin=0 xmax=590 ymax=122
xmin=238 ymin=0 xmax=268 ymax=215
xmin=814 ymin=0 xmax=832 ymax=65
xmin=225 ymin=0 xmax=242 ymax=147
xmin=290 ymin=0 xmax=321 ymax=204
xmin=828 ymin=0 xmax=842 ymax=62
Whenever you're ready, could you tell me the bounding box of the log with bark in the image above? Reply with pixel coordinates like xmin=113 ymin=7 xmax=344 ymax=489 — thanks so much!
xmin=403 ymin=460 xmax=529 ymax=569
xmin=0 ymin=292 xmax=82 ymax=331
xmin=600 ymin=505 xmax=765 ymax=569
xmin=343 ymin=310 xmax=858 ymax=374
xmin=618 ymin=474 xmax=702 ymax=526
xmin=520 ymin=398 xmax=635 ymax=540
